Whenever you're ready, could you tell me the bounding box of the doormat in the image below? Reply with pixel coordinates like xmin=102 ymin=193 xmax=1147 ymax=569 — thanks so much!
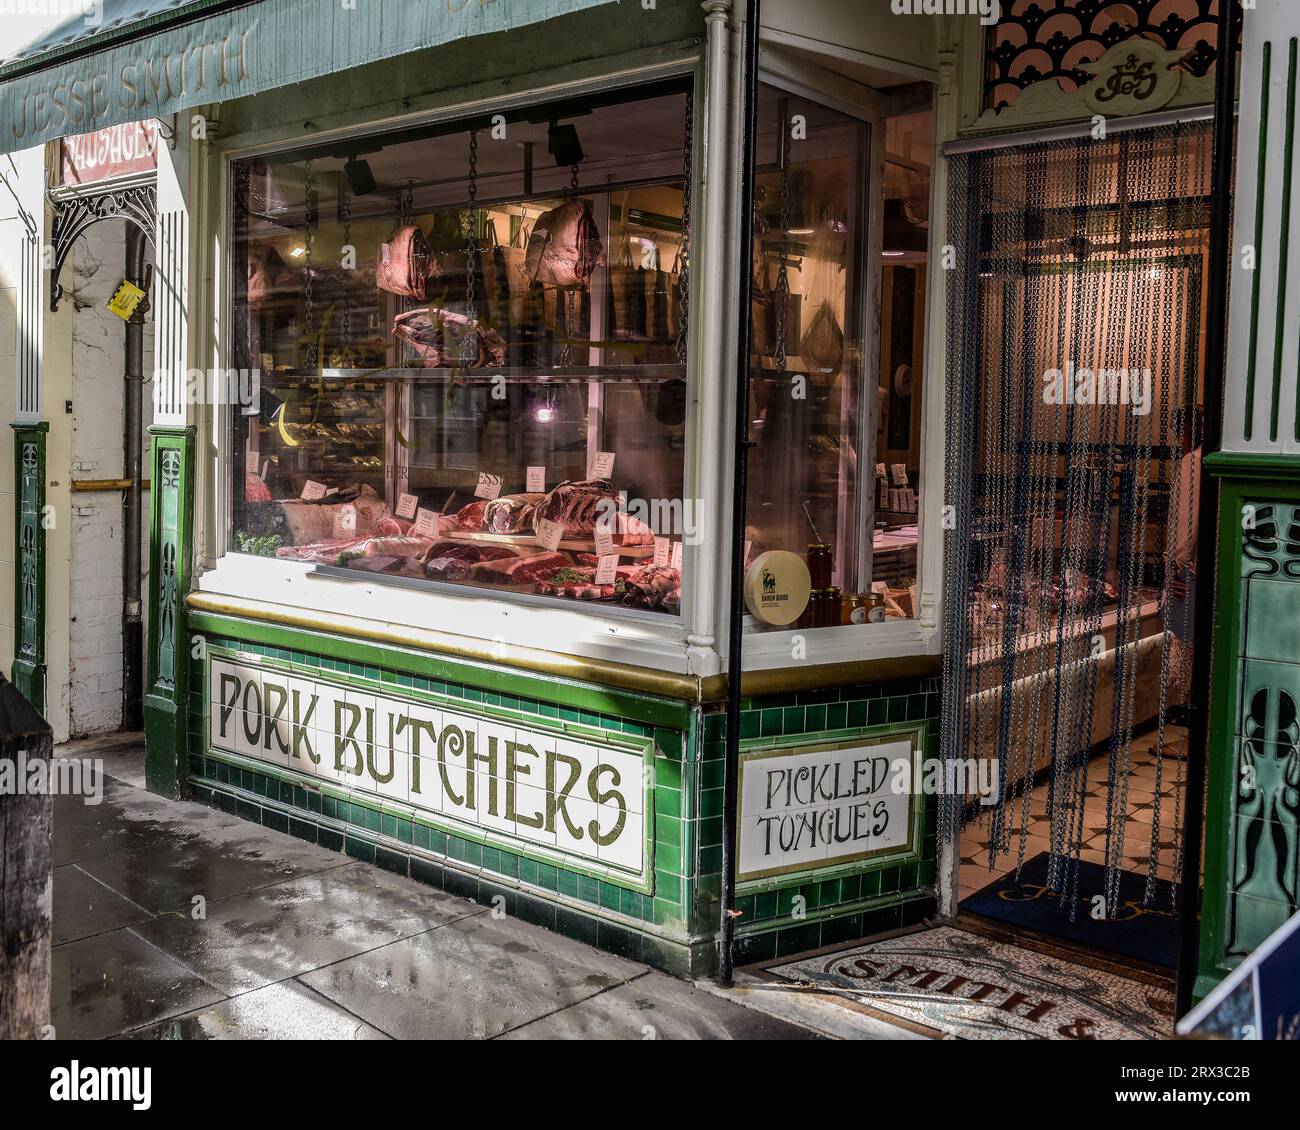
xmin=759 ymin=926 xmax=1174 ymax=1040
xmin=959 ymin=853 xmax=1178 ymax=969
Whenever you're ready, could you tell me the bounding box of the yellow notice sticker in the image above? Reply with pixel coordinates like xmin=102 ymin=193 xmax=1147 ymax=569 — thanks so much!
xmin=107 ymin=280 xmax=146 ymax=321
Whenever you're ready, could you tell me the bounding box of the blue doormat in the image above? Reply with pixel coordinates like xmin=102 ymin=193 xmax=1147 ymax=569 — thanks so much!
xmin=960 ymin=853 xmax=1179 ymax=969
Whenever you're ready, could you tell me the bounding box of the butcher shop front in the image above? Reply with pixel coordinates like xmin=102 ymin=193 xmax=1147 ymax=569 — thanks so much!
xmin=82 ymin=0 xmax=940 ymax=978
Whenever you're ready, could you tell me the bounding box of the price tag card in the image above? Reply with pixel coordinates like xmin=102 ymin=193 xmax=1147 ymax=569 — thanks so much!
xmin=875 ymin=462 xmax=888 ymax=480
xmin=412 ymin=508 xmax=439 ymax=537
xmin=871 ymin=580 xmax=888 ymax=594
xmin=671 ymin=541 xmax=683 ymax=570
xmin=332 ymin=504 xmax=357 ymax=538
xmin=475 ymin=473 xmax=503 ymax=500
xmin=395 ymin=493 xmax=419 ymax=520
xmin=325 ymin=486 xmax=339 ymax=497
xmin=593 ymin=522 xmax=615 ymax=557
xmin=535 ymin=518 xmax=564 ymax=551
xmin=526 ymin=466 xmax=546 ymax=493
xmin=259 ymin=459 xmax=270 ymax=482
xmin=594 ymin=555 xmax=619 ymax=585
xmin=590 ymin=451 xmax=616 ymax=479
xmin=890 ymin=463 xmax=909 ymax=487
xmin=653 ymin=537 xmax=671 ymax=567
xmin=301 ymin=480 xmax=327 ymax=500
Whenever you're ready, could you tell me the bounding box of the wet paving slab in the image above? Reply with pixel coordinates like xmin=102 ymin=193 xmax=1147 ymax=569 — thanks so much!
xmin=53 ymin=864 xmax=152 ymax=946
xmin=298 ymin=911 xmax=644 ymax=1039
xmin=500 ymin=970 xmax=825 ymax=1040
xmin=133 ymin=865 xmax=485 ymax=996
xmin=52 ymin=928 xmax=225 ymax=1041
xmin=116 ymin=981 xmax=391 ymax=1041
xmin=51 ymin=737 xmax=820 ymax=1040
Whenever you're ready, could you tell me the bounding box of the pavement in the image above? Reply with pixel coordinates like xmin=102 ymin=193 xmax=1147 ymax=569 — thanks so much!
xmin=49 ymin=734 xmax=840 ymax=1041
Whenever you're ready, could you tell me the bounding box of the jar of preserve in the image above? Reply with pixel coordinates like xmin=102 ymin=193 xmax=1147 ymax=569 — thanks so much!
xmin=821 ymin=586 xmax=842 ymax=628
xmin=806 ymin=543 xmax=832 ymax=589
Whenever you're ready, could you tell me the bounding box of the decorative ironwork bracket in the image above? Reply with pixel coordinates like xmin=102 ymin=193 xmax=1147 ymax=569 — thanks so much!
xmin=49 ymin=182 xmax=156 ymax=311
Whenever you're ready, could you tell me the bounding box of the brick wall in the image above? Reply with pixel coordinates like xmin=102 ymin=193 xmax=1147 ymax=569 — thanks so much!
xmin=66 ymin=226 xmax=153 ymax=735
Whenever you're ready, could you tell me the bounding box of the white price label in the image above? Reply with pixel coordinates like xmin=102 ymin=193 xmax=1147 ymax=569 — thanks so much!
xmin=593 ymin=522 xmax=615 ymax=557
xmin=412 ymin=508 xmax=439 ymax=537
xmin=594 ymin=555 xmax=619 ymax=585
xmin=301 ymin=480 xmax=327 ymax=500
xmin=259 ymin=459 xmax=270 ymax=482
xmin=590 ymin=451 xmax=616 ymax=479
xmin=332 ymin=504 xmax=357 ymax=538
xmin=671 ymin=541 xmax=683 ymax=570
xmin=653 ymin=537 xmax=671 ymax=567
xmin=890 ymin=463 xmax=909 ymax=487
xmin=325 ymin=486 xmax=339 ymax=497
xmin=535 ymin=518 xmax=564 ymax=551
xmin=395 ymin=493 xmax=419 ymax=520
xmin=475 ymin=473 xmax=504 ymax=500
xmin=526 ymin=466 xmax=546 ymax=493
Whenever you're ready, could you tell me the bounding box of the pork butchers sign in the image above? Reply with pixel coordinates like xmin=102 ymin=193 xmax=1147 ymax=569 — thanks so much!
xmin=208 ymin=655 xmax=646 ymax=878
xmin=738 ymin=735 xmax=919 ymax=883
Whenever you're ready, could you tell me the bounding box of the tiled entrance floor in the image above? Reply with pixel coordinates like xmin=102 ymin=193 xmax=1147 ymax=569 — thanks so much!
xmin=959 ymin=727 xmax=1186 ymax=901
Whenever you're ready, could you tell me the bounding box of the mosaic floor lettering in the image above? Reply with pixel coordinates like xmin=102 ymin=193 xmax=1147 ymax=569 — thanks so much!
xmin=760 ymin=926 xmax=1174 ymax=1040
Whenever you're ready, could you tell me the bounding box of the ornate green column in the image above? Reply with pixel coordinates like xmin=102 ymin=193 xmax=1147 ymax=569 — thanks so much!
xmin=10 ymin=422 xmax=48 ymax=713
xmin=143 ymin=425 xmax=195 ymax=798
xmin=1197 ymin=455 xmax=1300 ymax=999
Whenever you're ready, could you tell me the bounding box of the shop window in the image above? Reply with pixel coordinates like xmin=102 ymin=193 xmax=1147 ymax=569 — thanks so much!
xmin=228 ymin=82 xmax=691 ymax=617
xmin=745 ymin=84 xmax=931 ymax=629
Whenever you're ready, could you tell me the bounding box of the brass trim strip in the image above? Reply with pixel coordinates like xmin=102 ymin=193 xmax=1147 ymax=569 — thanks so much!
xmin=71 ymin=478 xmax=152 ymax=492
xmin=184 ymin=591 xmax=940 ymax=703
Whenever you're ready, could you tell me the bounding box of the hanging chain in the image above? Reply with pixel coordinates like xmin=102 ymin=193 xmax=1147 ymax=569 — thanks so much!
xmin=570 ymin=162 xmax=579 ymax=194
xmin=303 ymin=159 xmax=317 ymax=372
xmin=461 ymin=130 xmax=480 ymax=369
xmin=338 ymin=172 xmax=353 ymax=367
xmin=775 ymin=152 xmax=792 ymax=374
xmin=675 ymin=88 xmax=693 ymax=365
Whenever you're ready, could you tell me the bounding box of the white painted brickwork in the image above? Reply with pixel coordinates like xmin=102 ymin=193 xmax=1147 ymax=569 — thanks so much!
xmin=67 ymin=224 xmax=154 ymax=737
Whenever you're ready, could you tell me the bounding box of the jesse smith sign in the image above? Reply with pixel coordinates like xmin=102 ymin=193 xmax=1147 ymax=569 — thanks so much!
xmin=10 ymin=30 xmax=251 ymax=143
xmin=209 ymin=656 xmax=646 ymax=876
xmin=738 ymin=738 xmax=916 ymax=882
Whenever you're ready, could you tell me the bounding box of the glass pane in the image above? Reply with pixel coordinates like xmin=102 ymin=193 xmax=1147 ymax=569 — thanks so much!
xmin=745 ymin=85 xmax=870 ymax=628
xmin=229 ymin=84 xmax=690 ymax=617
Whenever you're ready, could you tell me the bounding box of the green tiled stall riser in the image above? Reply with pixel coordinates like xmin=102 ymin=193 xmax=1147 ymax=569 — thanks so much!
xmin=699 ymin=677 xmax=941 ymax=966
xmin=185 ymin=631 xmax=699 ymax=973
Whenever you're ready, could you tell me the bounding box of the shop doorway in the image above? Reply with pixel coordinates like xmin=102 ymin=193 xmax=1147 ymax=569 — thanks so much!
xmin=51 ymin=200 xmax=155 ymax=739
xmin=940 ymin=122 xmax=1213 ymax=974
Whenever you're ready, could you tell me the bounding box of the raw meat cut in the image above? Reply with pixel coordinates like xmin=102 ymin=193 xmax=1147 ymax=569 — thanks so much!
xmin=274 ymin=536 xmax=370 ymax=563
xmin=534 ymin=479 xmax=617 ymax=538
xmin=362 ymin=536 xmax=433 ymax=558
xmin=422 ymin=541 xmax=521 ymax=582
xmin=450 ymin=499 xmax=490 ymax=532
xmin=622 ymin=563 xmax=679 ymax=609
xmin=484 ymin=493 xmax=545 ymax=534
xmin=525 ymin=200 xmax=606 ymax=287
xmin=469 ymin=551 xmax=570 ymax=585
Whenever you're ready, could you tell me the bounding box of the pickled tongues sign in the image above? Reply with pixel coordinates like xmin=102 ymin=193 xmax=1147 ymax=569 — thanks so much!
xmin=738 ymin=740 xmax=915 ymax=881
xmin=209 ymin=657 xmax=644 ymax=875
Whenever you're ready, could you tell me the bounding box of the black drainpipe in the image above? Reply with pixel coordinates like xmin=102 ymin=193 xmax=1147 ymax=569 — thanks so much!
xmin=122 ymin=226 xmax=149 ymax=732
xmin=718 ymin=0 xmax=761 ymax=987
xmin=1175 ymin=0 xmax=1238 ymax=1018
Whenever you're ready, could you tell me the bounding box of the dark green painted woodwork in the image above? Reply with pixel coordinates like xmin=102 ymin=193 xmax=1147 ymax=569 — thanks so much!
xmin=143 ymin=426 xmax=195 ymax=798
xmin=183 ymin=613 xmax=940 ymax=976
xmin=10 ymin=422 xmax=48 ymax=713
xmin=1198 ymin=458 xmax=1300 ymax=1001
